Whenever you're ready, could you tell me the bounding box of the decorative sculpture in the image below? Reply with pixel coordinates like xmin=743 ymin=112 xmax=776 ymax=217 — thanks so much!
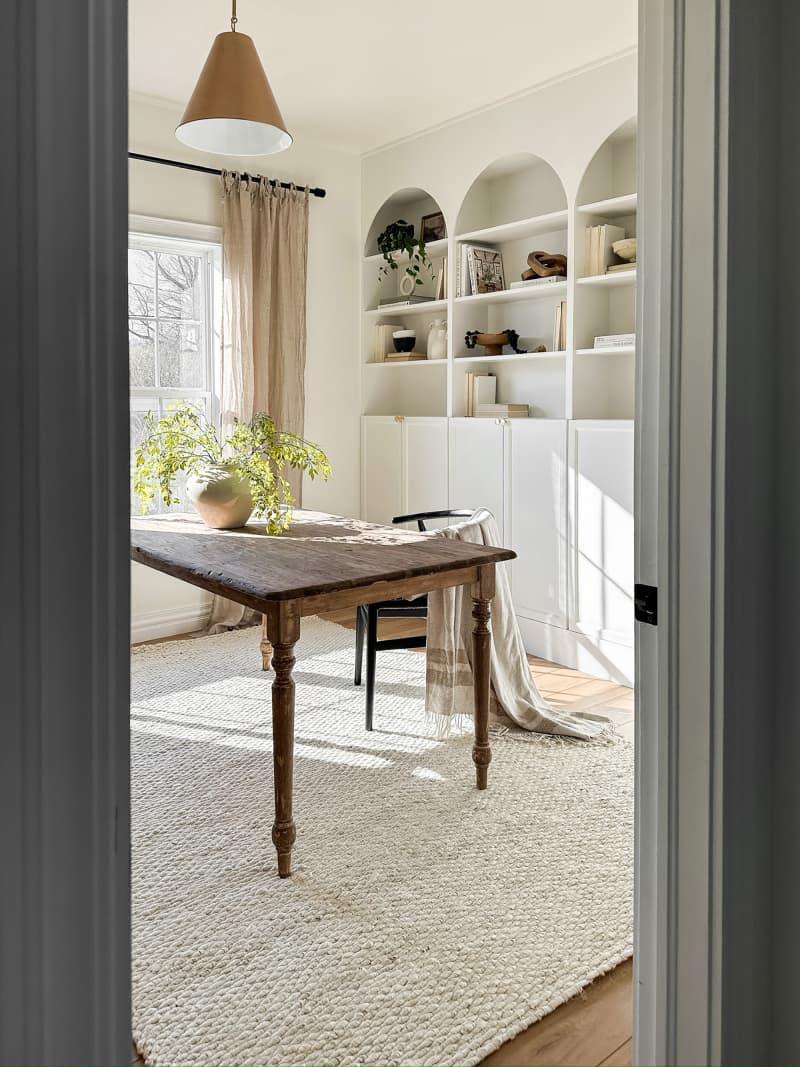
xmin=521 ymin=251 xmax=568 ymax=281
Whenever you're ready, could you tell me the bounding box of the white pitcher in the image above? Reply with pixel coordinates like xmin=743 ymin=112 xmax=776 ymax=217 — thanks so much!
xmin=427 ymin=318 xmax=447 ymax=361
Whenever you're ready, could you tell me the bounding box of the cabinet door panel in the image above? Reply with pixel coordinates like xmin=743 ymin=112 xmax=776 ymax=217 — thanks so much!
xmin=361 ymin=416 xmax=402 ymax=525
xmin=569 ymin=421 xmax=635 ymax=646
xmin=404 ymin=418 xmax=449 ymax=520
xmin=448 ymin=418 xmax=505 ymax=542
xmin=509 ymin=420 xmax=568 ymax=627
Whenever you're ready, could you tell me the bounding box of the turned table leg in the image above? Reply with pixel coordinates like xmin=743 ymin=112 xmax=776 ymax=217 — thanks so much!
xmin=267 ymin=601 xmax=300 ymax=877
xmin=261 ymin=614 xmax=273 ymax=671
xmin=472 ymin=564 xmax=495 ymax=790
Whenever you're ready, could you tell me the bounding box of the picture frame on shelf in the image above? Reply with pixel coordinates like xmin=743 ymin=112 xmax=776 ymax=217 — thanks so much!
xmin=420 ymin=211 xmax=446 ymax=243
xmin=469 ymin=246 xmax=505 ymax=294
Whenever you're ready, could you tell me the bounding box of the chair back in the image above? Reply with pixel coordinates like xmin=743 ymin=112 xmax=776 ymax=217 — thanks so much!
xmin=391 ymin=509 xmax=474 ymax=532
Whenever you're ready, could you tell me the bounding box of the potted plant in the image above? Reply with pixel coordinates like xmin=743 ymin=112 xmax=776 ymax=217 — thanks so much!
xmin=376 ymin=219 xmax=434 ymax=287
xmin=133 ymin=403 xmax=331 ymax=533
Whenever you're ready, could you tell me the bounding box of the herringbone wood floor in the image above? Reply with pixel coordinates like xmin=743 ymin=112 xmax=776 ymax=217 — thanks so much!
xmin=132 ymin=610 xmax=634 ymax=1066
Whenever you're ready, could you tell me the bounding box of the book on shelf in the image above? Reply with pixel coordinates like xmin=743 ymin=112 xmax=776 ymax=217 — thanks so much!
xmin=463 ymin=371 xmax=495 ymax=416
xmin=434 ymin=256 xmax=447 ymax=300
xmin=606 ymin=262 xmax=636 ymax=274
xmin=593 ymin=332 xmax=635 ymax=349
xmin=456 ymin=243 xmax=499 ymax=297
xmin=382 ymin=351 xmax=427 ymax=362
xmin=468 ymin=246 xmax=505 ymax=295
xmin=552 ymin=300 xmax=567 ymax=352
xmin=476 ymin=403 xmax=530 ymax=418
xmin=372 ymin=323 xmax=395 ymax=363
xmin=509 ymin=276 xmax=566 ymax=289
xmin=583 ymin=224 xmax=626 ymax=277
xmin=379 ymin=294 xmax=435 ymax=307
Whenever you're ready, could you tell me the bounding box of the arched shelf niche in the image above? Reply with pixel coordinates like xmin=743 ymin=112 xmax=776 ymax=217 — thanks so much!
xmin=364 ymin=186 xmax=446 ymax=259
xmin=577 ymin=117 xmax=637 ymax=208
xmin=455 ymin=152 xmax=567 ymax=237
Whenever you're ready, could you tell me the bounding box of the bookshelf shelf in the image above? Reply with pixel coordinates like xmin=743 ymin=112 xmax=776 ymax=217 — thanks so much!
xmin=363 ymin=237 xmax=448 ymax=266
xmin=365 ymin=298 xmax=449 ymax=317
xmin=455 ymin=281 xmax=567 ymax=307
xmin=456 ymin=209 xmax=569 ymax=246
xmin=576 ymin=346 xmax=635 ymax=356
xmin=455 ymin=351 xmax=566 ymax=365
xmin=577 ymin=270 xmax=636 ymax=288
xmin=577 ymin=192 xmax=638 ymax=217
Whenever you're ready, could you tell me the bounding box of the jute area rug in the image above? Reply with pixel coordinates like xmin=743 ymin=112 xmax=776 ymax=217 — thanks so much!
xmin=131 ymin=616 xmax=633 ymax=1067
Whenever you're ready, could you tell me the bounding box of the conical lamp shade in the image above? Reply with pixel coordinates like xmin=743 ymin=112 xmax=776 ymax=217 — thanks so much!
xmin=176 ymin=31 xmax=292 ymax=156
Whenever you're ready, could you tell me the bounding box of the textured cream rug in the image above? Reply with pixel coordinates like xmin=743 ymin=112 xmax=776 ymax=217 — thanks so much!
xmin=131 ymin=617 xmax=633 ymax=1067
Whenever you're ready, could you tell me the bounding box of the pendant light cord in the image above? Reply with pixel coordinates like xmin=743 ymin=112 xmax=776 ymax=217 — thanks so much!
xmin=230 ymin=0 xmax=237 ymax=31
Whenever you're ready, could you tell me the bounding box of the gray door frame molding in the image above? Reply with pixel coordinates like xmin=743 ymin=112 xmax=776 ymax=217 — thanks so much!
xmin=0 ymin=1 xmax=131 ymax=1063
xmin=637 ymin=2 xmax=795 ymax=1063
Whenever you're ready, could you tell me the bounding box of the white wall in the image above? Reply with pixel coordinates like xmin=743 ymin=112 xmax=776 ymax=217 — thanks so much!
xmin=129 ymin=94 xmax=361 ymax=639
xmin=361 ymin=54 xmax=637 ymax=242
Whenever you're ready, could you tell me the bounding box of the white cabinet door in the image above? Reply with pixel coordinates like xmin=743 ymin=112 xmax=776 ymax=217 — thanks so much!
xmin=508 ymin=420 xmax=568 ymax=627
xmin=568 ymin=421 xmax=635 ymax=647
xmin=361 ymin=416 xmax=402 ymax=525
xmin=448 ymin=418 xmax=505 ymax=541
xmin=403 ymin=417 xmax=449 ymax=518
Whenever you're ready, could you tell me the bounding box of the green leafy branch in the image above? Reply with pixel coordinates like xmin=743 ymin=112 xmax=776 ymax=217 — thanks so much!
xmin=376 ymin=219 xmax=433 ymax=286
xmin=133 ymin=403 xmax=331 ymax=534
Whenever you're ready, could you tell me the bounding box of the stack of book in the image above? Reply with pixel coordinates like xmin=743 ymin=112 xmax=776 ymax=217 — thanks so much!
xmin=553 ymin=301 xmax=567 ymax=351
xmin=383 ymin=351 xmax=427 ymax=363
xmin=476 ymin=403 xmax=530 ymax=418
xmin=509 ymin=276 xmax=565 ymax=290
xmin=593 ymin=332 xmax=635 ymax=350
xmin=584 ymin=224 xmax=626 ymax=276
xmin=463 ymin=371 xmax=496 ymax=414
xmin=378 ymin=295 xmax=433 ymax=308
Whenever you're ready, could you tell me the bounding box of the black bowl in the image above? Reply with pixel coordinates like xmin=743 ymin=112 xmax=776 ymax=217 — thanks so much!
xmin=393 ymin=335 xmax=416 ymax=353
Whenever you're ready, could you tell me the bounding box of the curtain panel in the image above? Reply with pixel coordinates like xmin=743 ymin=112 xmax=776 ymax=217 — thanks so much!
xmin=208 ymin=173 xmax=310 ymax=633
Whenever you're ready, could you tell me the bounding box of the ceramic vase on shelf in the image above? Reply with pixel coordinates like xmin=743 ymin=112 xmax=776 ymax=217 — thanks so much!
xmin=186 ymin=464 xmax=253 ymax=529
xmin=427 ymin=318 xmax=447 ymax=360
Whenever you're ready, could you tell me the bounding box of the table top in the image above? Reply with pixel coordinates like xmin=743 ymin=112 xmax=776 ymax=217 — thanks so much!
xmin=130 ymin=511 xmax=514 ymax=607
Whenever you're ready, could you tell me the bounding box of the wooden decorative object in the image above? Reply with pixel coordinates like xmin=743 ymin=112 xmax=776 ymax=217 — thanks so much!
xmin=464 ymin=329 xmax=527 ymax=356
xmin=521 ymin=251 xmax=568 ymax=281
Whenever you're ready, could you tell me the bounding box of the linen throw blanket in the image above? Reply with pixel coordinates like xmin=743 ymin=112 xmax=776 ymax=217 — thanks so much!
xmin=425 ymin=510 xmax=610 ymax=741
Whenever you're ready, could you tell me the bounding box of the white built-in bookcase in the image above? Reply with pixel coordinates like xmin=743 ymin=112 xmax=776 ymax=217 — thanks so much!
xmin=360 ymin=119 xmax=637 ymax=423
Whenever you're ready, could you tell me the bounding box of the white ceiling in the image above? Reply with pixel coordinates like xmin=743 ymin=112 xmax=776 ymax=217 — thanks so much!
xmin=129 ymin=1 xmax=636 ymax=154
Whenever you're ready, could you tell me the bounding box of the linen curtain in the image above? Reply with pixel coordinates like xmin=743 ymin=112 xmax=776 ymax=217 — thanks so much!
xmin=207 ymin=173 xmax=310 ymax=633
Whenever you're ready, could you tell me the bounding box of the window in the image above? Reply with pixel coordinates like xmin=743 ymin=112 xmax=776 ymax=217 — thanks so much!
xmin=128 ymin=232 xmax=221 ymax=513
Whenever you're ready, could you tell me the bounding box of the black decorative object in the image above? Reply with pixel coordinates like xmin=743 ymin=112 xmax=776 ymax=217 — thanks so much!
xmin=464 ymin=329 xmax=527 ymax=356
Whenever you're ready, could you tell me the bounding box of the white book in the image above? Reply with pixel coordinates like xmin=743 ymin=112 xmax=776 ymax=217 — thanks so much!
xmin=552 ymin=303 xmax=562 ymax=352
xmin=472 ymin=374 xmax=497 ymax=412
xmin=509 ymin=276 xmax=566 ymax=289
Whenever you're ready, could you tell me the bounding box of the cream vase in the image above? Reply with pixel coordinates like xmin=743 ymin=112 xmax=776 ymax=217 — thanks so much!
xmin=185 ymin=465 xmax=254 ymax=530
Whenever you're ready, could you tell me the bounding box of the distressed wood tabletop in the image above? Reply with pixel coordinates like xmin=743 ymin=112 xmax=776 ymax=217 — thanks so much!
xmin=130 ymin=510 xmax=514 ymax=612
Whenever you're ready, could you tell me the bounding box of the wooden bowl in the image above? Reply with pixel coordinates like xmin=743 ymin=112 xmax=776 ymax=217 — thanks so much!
xmin=475 ymin=332 xmax=509 ymax=356
xmin=612 ymin=237 xmax=637 ymax=263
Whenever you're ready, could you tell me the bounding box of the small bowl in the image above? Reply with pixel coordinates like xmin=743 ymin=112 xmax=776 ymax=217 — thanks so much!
xmin=393 ymin=330 xmax=416 ymax=353
xmin=612 ymin=237 xmax=637 ymax=263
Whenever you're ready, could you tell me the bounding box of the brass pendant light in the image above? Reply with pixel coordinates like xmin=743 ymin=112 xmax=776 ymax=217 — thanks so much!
xmin=176 ymin=0 xmax=292 ymax=156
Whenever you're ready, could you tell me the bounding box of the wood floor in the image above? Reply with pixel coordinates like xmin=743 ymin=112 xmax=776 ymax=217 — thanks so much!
xmin=133 ymin=610 xmax=634 ymax=1066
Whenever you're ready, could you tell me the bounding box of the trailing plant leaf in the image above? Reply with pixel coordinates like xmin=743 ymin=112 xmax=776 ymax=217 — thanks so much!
xmin=376 ymin=219 xmax=433 ymax=286
xmin=132 ymin=403 xmax=331 ymax=534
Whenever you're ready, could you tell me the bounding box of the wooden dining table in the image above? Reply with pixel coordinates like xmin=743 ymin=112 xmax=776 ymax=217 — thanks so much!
xmin=130 ymin=510 xmax=515 ymax=877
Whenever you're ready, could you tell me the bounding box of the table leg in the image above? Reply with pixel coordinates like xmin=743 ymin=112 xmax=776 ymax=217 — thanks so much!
xmin=261 ymin=614 xmax=273 ymax=671
xmin=471 ymin=564 xmax=495 ymax=790
xmin=266 ymin=601 xmax=300 ymax=877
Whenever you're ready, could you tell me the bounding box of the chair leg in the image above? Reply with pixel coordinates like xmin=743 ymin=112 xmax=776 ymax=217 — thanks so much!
xmin=354 ymin=605 xmax=366 ymax=685
xmin=365 ymin=604 xmax=378 ymax=731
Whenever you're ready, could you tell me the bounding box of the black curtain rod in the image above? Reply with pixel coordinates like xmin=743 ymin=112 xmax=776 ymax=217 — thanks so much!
xmin=128 ymin=152 xmax=326 ymax=198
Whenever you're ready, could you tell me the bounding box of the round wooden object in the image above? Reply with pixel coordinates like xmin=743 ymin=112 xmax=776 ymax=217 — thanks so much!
xmin=475 ymin=332 xmax=508 ymax=356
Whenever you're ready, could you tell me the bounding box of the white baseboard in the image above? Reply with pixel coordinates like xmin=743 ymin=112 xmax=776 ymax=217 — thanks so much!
xmin=131 ymin=604 xmax=212 ymax=644
xmin=517 ymin=613 xmax=634 ymax=686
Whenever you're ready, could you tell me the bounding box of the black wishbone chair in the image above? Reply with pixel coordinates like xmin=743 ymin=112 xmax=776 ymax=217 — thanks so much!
xmin=354 ymin=509 xmax=474 ymax=730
